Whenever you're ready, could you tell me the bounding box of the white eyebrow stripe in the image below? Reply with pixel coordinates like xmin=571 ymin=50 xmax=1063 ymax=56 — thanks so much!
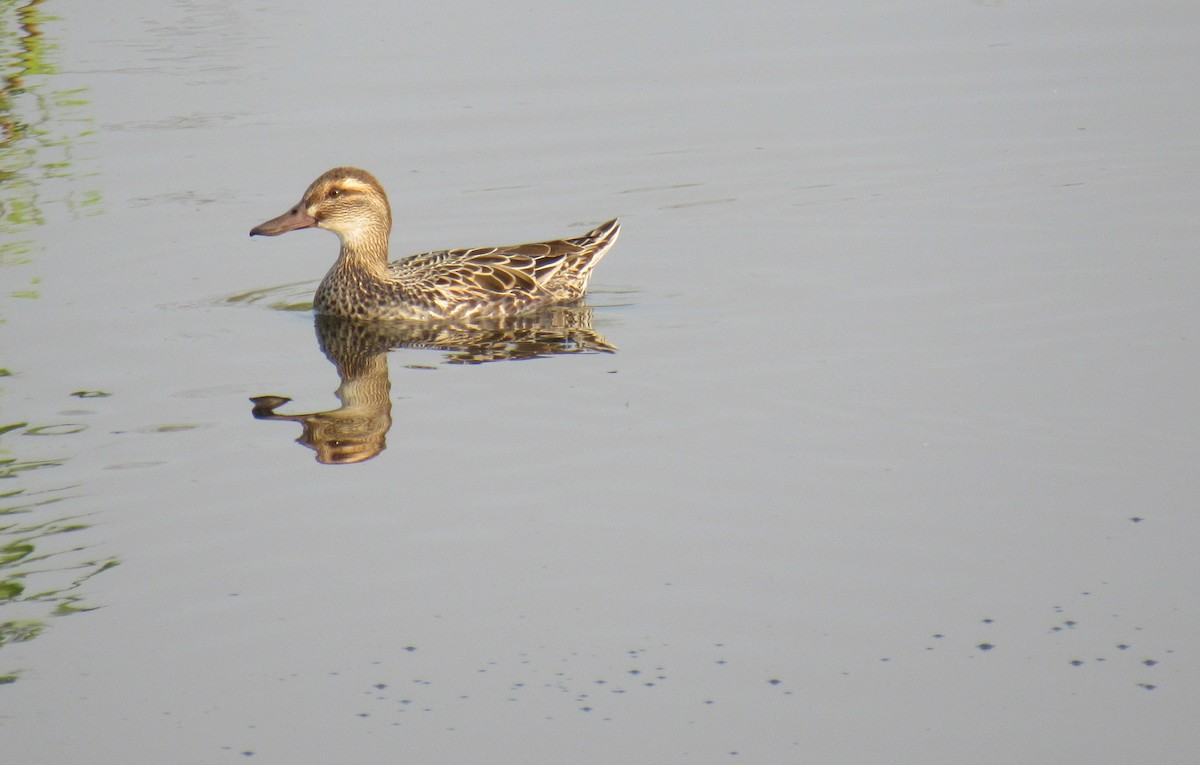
xmin=338 ymin=178 xmax=374 ymax=193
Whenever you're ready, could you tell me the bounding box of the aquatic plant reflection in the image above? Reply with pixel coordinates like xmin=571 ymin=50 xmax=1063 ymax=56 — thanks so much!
xmin=251 ymin=307 xmax=615 ymax=464
xmin=0 ymin=0 xmax=102 ymax=282
xmin=0 ymin=1 xmax=115 ymax=687
xmin=0 ymin=421 xmax=121 ymax=685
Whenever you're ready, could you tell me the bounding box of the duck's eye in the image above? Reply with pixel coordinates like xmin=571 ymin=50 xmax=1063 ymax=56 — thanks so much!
xmin=328 ymin=188 xmax=343 ymax=199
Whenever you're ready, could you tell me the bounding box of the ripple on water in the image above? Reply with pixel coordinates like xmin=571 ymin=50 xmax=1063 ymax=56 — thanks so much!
xmin=223 ymin=281 xmax=315 ymax=312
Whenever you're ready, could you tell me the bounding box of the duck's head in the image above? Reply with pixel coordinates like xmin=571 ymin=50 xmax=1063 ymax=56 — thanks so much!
xmin=250 ymin=167 xmax=392 ymax=244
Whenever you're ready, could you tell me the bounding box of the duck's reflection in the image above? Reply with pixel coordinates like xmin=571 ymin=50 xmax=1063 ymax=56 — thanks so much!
xmin=250 ymin=307 xmax=614 ymax=464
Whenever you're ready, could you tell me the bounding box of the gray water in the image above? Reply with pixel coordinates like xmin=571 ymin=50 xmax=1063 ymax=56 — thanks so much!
xmin=2 ymin=1 xmax=1198 ymax=762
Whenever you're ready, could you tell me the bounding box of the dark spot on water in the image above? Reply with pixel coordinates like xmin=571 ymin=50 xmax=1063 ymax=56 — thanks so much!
xmin=977 ymin=643 xmax=995 ymax=652
xmin=1137 ymin=683 xmax=1157 ymax=691
xmin=1070 ymin=660 xmax=1084 ymax=666
xmin=981 ymin=618 xmax=993 ymax=624
xmin=404 ymin=646 xmax=417 ymax=652
xmin=1130 ymin=517 xmax=1143 ymax=523
xmin=1143 ymin=659 xmax=1158 ymax=667
xmin=374 ymin=683 xmax=387 ymax=690
xmin=1117 ymin=644 xmax=1130 ymax=650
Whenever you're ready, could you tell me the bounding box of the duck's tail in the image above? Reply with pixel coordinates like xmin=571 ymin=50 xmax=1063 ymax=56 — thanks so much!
xmin=574 ymin=218 xmax=620 ymax=254
xmin=562 ymin=218 xmax=620 ymax=285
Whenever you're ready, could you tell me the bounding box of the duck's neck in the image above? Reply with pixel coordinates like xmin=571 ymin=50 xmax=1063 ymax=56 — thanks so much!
xmin=333 ymin=225 xmax=392 ymax=279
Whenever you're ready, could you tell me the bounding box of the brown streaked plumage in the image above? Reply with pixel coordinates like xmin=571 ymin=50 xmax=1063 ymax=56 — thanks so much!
xmin=249 ymin=167 xmax=619 ymax=321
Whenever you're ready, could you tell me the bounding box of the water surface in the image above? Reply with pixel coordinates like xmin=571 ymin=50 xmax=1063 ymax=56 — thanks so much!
xmin=2 ymin=1 xmax=1198 ymax=763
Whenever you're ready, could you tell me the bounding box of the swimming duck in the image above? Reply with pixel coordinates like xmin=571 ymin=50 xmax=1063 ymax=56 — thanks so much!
xmin=249 ymin=167 xmax=619 ymax=321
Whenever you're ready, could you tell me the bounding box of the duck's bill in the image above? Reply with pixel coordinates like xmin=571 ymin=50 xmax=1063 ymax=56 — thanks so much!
xmin=249 ymin=206 xmax=317 ymax=236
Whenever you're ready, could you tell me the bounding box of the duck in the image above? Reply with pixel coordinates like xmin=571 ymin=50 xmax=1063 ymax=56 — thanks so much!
xmin=249 ymin=167 xmax=619 ymax=321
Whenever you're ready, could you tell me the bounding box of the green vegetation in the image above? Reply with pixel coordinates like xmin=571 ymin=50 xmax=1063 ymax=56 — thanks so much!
xmin=0 ymin=0 xmax=104 ymax=299
xmin=0 ymin=1 xmax=116 ymax=687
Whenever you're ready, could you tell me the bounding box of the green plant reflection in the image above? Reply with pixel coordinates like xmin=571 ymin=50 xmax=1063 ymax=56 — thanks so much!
xmin=0 ymin=0 xmax=103 ymax=288
xmin=1 ymin=423 xmax=121 ymax=685
xmin=0 ymin=1 xmax=115 ymax=687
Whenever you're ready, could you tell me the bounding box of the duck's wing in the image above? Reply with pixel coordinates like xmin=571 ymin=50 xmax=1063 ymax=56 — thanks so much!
xmin=390 ymin=240 xmax=582 ymax=296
